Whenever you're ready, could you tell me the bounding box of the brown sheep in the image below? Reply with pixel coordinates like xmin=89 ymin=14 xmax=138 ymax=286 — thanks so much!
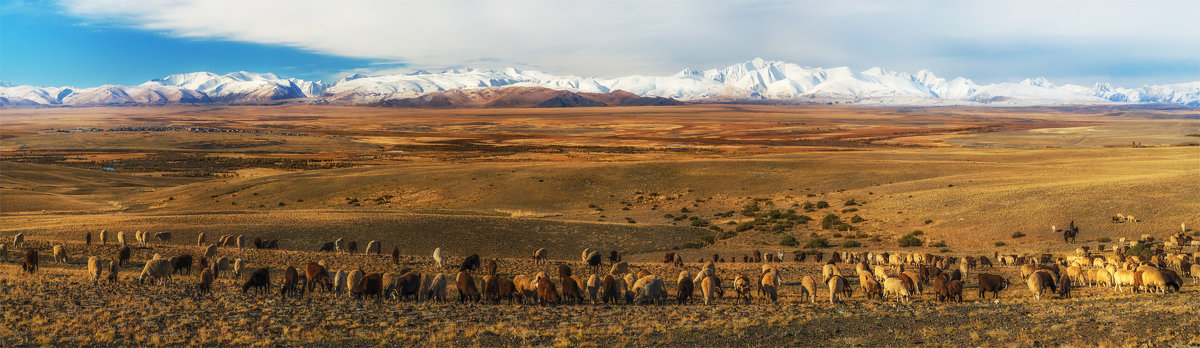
xmin=198 ymin=267 xmax=214 ymax=294
xmin=533 ymin=248 xmax=547 ymax=265
xmin=561 ymin=274 xmax=584 ymax=304
xmin=457 ymin=271 xmax=480 ymax=303
xmin=356 ymin=273 xmax=383 ymax=299
xmin=537 ymin=274 xmax=559 ymax=304
xmin=171 ymin=254 xmax=193 ymax=275
xmin=931 ymin=276 xmax=950 ymax=302
xmin=85 ymin=232 xmax=92 ymax=245
xmin=977 ymin=273 xmax=1009 ymax=299
xmin=677 ymin=271 xmax=694 ymax=304
xmin=701 ymin=276 xmax=716 ymax=305
xmin=636 ymin=269 xmax=651 ymax=280
xmin=602 ymin=275 xmax=622 ymax=304
xmin=242 ymin=268 xmax=271 ymax=294
xmin=396 ymin=272 xmax=422 ymax=301
xmin=1058 ymin=273 xmax=1072 ymax=299
xmin=482 ymin=275 xmax=500 ymax=303
xmin=392 ymin=247 xmax=400 ymax=265
xmin=862 ymin=277 xmax=883 ymax=300
xmin=87 ymin=256 xmax=102 ymax=284
xmin=107 ymin=257 xmax=119 ymax=282
xmin=305 ymin=262 xmax=331 ymax=292
xmin=733 ymin=274 xmax=752 ymax=303
xmin=946 ymin=280 xmax=964 ymax=302
xmin=799 ymin=276 xmax=817 ymax=303
xmin=22 ymin=249 xmax=38 ymax=274
xmin=118 ymin=246 xmax=131 ymax=267
xmin=760 ymin=271 xmax=778 ymax=303
xmin=486 ymin=259 xmax=498 ymax=276
xmin=281 ymin=266 xmax=302 ymax=298
xmin=663 ymin=252 xmax=676 ymax=264
xmin=497 ymin=277 xmax=521 ymax=304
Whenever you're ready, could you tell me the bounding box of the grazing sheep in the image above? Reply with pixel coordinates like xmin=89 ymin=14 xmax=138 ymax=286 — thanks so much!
xmin=281 ymin=266 xmax=302 ymax=298
xmin=1113 ymin=270 xmax=1137 ymax=292
xmin=233 ymin=258 xmax=245 ymax=278
xmin=332 ymin=270 xmax=348 ymax=296
xmin=585 ymin=275 xmax=600 ymax=304
xmin=346 ymin=270 xmax=365 ymax=296
xmin=482 ymin=275 xmax=499 ymax=302
xmin=486 ymin=259 xmax=498 ymax=276
xmin=432 ymin=247 xmax=443 ymax=268
xmin=1140 ymin=269 xmax=1172 ymax=293
xmin=138 ymin=258 xmax=174 ymax=285
xmin=392 ymin=247 xmax=400 ymax=265
xmin=198 ymin=267 xmax=214 ymax=294
xmin=196 ymin=232 xmax=205 ymax=246
xmin=632 ymin=274 xmax=666 ymax=305
xmin=822 ymin=264 xmax=842 ymax=283
xmin=154 ymin=232 xmax=172 ymax=244
xmin=212 ymin=257 xmax=231 ymax=279
xmin=457 ymin=271 xmax=481 ymax=302
xmin=609 ymin=251 xmax=621 ymax=263
xmin=799 ymin=276 xmax=818 ymax=303
xmin=171 ymin=254 xmax=193 ymax=275
xmin=218 ymin=235 xmax=230 ymax=247
xmin=13 ymin=233 xmax=24 ymax=246
xmin=759 ymin=271 xmax=778 ymax=303
xmin=87 ymin=256 xmax=103 ymax=284
xmin=107 ymin=257 xmax=119 ymax=282
xmin=610 ymin=261 xmax=629 ymax=275
xmin=243 ymin=268 xmax=271 ymax=294
xmin=945 ymin=279 xmax=964 ymax=302
xmin=513 ymin=275 xmax=535 ymax=302
xmin=828 ymin=276 xmax=850 ymax=303
xmin=355 ymin=273 xmax=383 ymax=299
xmin=1058 ymin=273 xmax=1073 ymax=298
xmin=977 ymin=273 xmax=1009 ymax=299
xmin=1026 ymin=272 xmax=1046 ymax=300
xmin=536 ymin=274 xmax=560 ymax=304
xmin=426 ymin=274 xmax=448 ymax=302
xmin=117 ymin=231 xmax=126 ymax=246
xmin=203 ymin=244 xmax=218 ymax=260
xmin=733 ymin=274 xmax=752 ymax=303
xmin=862 ymin=277 xmax=883 ymax=301
xmin=347 ymin=241 xmax=358 ymax=253
xmin=676 ymin=271 xmax=695 ymax=304
xmin=1191 ymin=264 xmax=1200 ymax=284
xmin=51 ymin=244 xmax=68 ymax=264
xmin=636 ymin=269 xmax=651 ymax=280
xmin=100 ymin=230 xmax=108 ymax=245
xmin=304 ymin=262 xmax=331 ymax=292
xmin=333 ymin=238 xmax=345 ymax=253
xmin=533 ymin=248 xmax=547 ymax=265
xmin=117 ymin=246 xmax=131 ymax=267
xmin=236 ymin=235 xmax=245 ymax=249
xmin=460 ymin=254 xmax=481 ymax=272
xmin=931 ymin=275 xmax=950 ymax=302
xmin=586 ymin=251 xmax=603 ymax=273
xmin=365 ymin=240 xmax=380 ymax=255
xmin=85 ymin=231 xmax=92 ymax=245
xmin=496 ymin=276 xmax=520 ymax=304
xmin=883 ymin=277 xmax=910 ymax=303
xmin=136 ymin=230 xmax=146 ymax=245
xmin=560 ymin=272 xmax=584 ymax=304
xmin=582 ymin=248 xmax=592 ymax=263
xmin=602 ymin=274 xmax=622 ymax=304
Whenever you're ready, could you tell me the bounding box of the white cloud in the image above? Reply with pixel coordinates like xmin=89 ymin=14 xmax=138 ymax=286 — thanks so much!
xmin=58 ymin=0 xmax=1200 ymax=84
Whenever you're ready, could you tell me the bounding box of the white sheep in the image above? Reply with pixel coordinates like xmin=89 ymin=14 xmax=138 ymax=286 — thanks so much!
xmin=883 ymin=277 xmax=910 ymax=303
xmin=622 ymin=274 xmax=637 ymax=303
xmin=827 ymin=276 xmax=849 ymax=303
xmin=213 ymin=257 xmax=231 ymax=279
xmin=203 ymin=244 xmax=218 ymax=260
xmin=99 ymin=230 xmax=108 ymax=245
xmin=347 ymin=270 xmax=364 ymax=295
xmin=233 ymin=258 xmax=245 ymax=278
xmin=701 ymin=276 xmax=716 ymax=305
xmin=586 ymin=274 xmax=600 ymax=304
xmin=332 ymin=270 xmax=348 ymax=296
xmin=365 ymin=240 xmax=380 ymax=255
xmin=138 ymin=258 xmax=174 ymax=285
xmin=433 ymin=247 xmax=443 ymax=268
xmin=52 ymin=244 xmax=68 ymax=264
xmin=610 ymin=261 xmax=629 ymax=275
xmin=87 ymin=256 xmax=103 ymax=284
xmin=631 ymin=274 xmax=665 ymax=305
xmin=117 ymin=231 xmax=126 ymax=246
xmin=426 ymin=273 xmax=447 ymax=302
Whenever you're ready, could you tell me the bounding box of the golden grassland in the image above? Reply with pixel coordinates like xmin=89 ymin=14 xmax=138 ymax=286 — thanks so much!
xmin=1 ymin=104 xmax=1198 ymax=345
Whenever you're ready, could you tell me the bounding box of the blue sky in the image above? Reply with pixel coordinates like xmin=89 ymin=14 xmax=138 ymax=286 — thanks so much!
xmin=2 ymin=0 xmax=1198 ymax=88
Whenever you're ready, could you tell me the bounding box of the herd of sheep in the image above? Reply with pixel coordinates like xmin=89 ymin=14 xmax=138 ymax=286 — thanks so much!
xmin=2 ymin=230 xmax=1198 ymax=306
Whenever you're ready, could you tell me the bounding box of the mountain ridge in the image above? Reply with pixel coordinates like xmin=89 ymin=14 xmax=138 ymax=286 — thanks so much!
xmin=3 ymin=59 xmax=1198 ymax=107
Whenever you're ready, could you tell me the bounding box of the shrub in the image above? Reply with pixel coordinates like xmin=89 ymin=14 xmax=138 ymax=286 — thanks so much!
xmin=994 ymin=241 xmax=1007 ymax=247
xmin=691 ymin=219 xmax=710 ymax=227
xmin=663 ymin=214 xmax=674 ymax=219
xmin=841 ymin=240 xmax=862 ymax=248
xmin=735 ymin=222 xmax=755 ymax=232
xmin=700 ymin=234 xmax=716 ymax=245
xmin=801 ymin=202 xmax=815 ymax=212
xmin=740 ymin=201 xmax=760 ymax=216
xmin=716 ymin=230 xmax=738 ymax=240
xmin=625 ymin=218 xmax=636 ymax=224
xmin=680 ymin=207 xmax=691 ymax=213
xmin=870 ymin=235 xmax=882 ymax=242
xmin=841 ymin=208 xmax=858 ymax=213
xmin=939 ymin=248 xmax=951 ymax=253
xmin=930 ymin=241 xmax=947 ymax=247
xmin=816 ymin=201 xmax=830 ymax=209
xmin=924 ymin=219 xmax=933 ymax=224
xmin=899 ymin=234 xmax=923 ymax=247
xmin=1097 ymin=237 xmax=1112 ymax=243
xmin=795 ymin=215 xmax=813 ymax=223
xmin=1126 ymin=243 xmax=1154 ymax=259
xmin=835 ymin=224 xmax=855 ymax=231
xmin=821 ymin=214 xmax=844 ymax=229
xmin=1011 ymin=232 xmax=1026 ymax=238
xmin=843 ymin=199 xmax=858 ymax=206
xmin=805 ymin=237 xmax=830 ymax=248
xmin=780 ymin=236 xmax=799 ymax=247
xmin=911 ymin=230 xmax=924 ymax=236
xmin=850 ymin=215 xmax=866 ymax=223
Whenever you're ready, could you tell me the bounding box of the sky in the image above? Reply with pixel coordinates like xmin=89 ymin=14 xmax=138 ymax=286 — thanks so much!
xmin=1 ymin=0 xmax=1198 ymax=88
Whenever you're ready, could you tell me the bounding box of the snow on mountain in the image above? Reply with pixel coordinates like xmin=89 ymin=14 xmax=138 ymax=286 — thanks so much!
xmin=2 ymin=59 xmax=1197 ymax=107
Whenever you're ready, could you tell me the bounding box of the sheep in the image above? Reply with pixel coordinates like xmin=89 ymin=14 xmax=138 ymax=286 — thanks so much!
xmin=117 ymin=231 xmax=126 ymax=246
xmin=457 ymin=271 xmax=480 ymax=302
xmin=196 ymin=232 xmax=205 ymax=246
xmin=931 ymin=275 xmax=950 ymax=302
xmin=355 ymin=273 xmax=383 ymax=299
xmin=700 ymin=276 xmax=716 ymax=305
xmin=51 ymin=244 xmax=68 ymax=264
xmin=392 ymin=247 xmax=400 ymax=265
xmin=883 ymin=277 xmax=910 ymax=303
xmin=495 ymin=276 xmax=520 ymax=304
xmin=281 ymin=266 xmax=302 ymax=298
xmin=822 ymin=264 xmax=842 ymax=283
xmin=236 ymin=235 xmax=245 ymax=249
xmin=345 ymin=269 xmax=365 ymax=296
xmin=799 ymin=276 xmax=818 ymax=303
xmin=138 ymin=258 xmax=174 ymax=285
xmin=198 ymin=267 xmax=214 ymax=294
xmin=584 ymin=275 xmax=600 ymax=304
xmin=828 ymin=276 xmax=850 ymax=303
xmin=759 ymin=270 xmax=778 ymax=303
xmin=87 ymin=256 xmax=103 ymax=284
xmin=171 ymin=254 xmax=193 ymax=275
xmin=203 ymin=244 xmax=218 ymax=260
xmin=233 ymin=258 xmax=245 ymax=278
xmin=609 ymin=251 xmax=621 ymax=263
xmin=334 ymin=238 xmax=345 ymax=253
xmin=560 ymin=272 xmax=585 ymax=304
xmin=586 ymin=251 xmax=603 ymax=273
xmin=135 ymin=230 xmax=146 ymax=245
xmin=1026 ymin=272 xmax=1046 ymax=300
xmin=213 ymin=257 xmax=231 ymax=279
xmin=154 ymin=232 xmax=172 ymax=244
xmin=600 ymin=274 xmax=622 ymax=304
xmin=85 ymin=231 xmax=92 ymax=245
xmin=1113 ymin=270 xmax=1137 ymax=292
xmin=676 ymin=271 xmax=694 ymax=304
xmin=536 ymin=273 xmax=560 ymax=304
xmin=533 ymin=248 xmax=547 ymax=265
xmin=243 ymin=268 xmax=271 ymax=295
xmin=862 ymin=277 xmax=883 ymax=301
xmin=485 ymin=259 xmax=498 ymax=276
xmin=332 ymin=270 xmax=348 ymax=296
xmin=582 ymin=248 xmax=592 ymax=263
xmin=107 ymin=257 xmax=119 ymax=282
xmin=433 ymin=247 xmax=444 ymax=268
xmin=1140 ymin=269 xmax=1173 ymax=293
xmin=117 ymin=246 xmax=131 ymax=267
xmin=632 ymin=274 xmax=666 ymax=305
xmin=1192 ymin=264 xmax=1200 ymax=284
xmin=365 ymin=240 xmax=380 ymax=255
xmin=733 ymin=274 xmax=752 ymax=303
xmin=100 ymin=230 xmax=108 ymax=245
xmin=304 ymin=262 xmax=331 ymax=292
xmin=460 ymin=254 xmax=481 ymax=272
xmin=610 ymin=261 xmax=629 ymax=275
xmin=218 ymin=235 xmax=230 ymax=247
xmin=425 ymin=273 xmax=448 ymax=302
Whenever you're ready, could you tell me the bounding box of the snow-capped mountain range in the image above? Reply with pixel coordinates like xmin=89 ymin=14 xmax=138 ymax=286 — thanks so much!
xmin=2 ymin=58 xmax=1197 ymax=107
